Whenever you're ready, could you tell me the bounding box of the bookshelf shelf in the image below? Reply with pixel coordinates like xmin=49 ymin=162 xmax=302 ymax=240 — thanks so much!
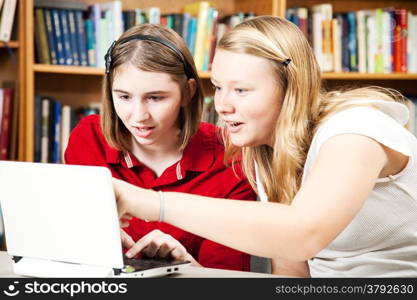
xmin=33 ymin=65 xmax=213 ymax=79
xmin=34 ymin=64 xmax=105 ymax=75
xmin=0 ymin=41 xmax=19 ymax=48
xmin=322 ymin=73 xmax=417 ymax=80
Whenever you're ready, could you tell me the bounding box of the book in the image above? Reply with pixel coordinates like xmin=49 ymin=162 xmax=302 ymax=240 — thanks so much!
xmin=60 ymin=105 xmax=71 ymax=163
xmin=44 ymin=9 xmax=58 ymax=64
xmin=67 ymin=10 xmax=80 ymax=66
xmin=90 ymin=4 xmax=102 ymax=67
xmin=52 ymin=101 xmax=61 ymax=163
xmin=2 ymin=81 xmax=17 ymax=160
xmin=34 ymin=95 xmax=42 ymax=162
xmin=332 ymin=18 xmax=342 ymax=73
xmin=382 ymin=9 xmax=393 ymax=74
xmin=85 ymin=18 xmax=95 ymax=66
xmin=0 ymin=88 xmax=13 ymax=160
xmin=59 ymin=9 xmax=74 ymax=65
xmin=34 ymin=0 xmax=88 ymax=11
xmin=183 ymin=1 xmax=210 ymax=71
xmin=0 ymin=0 xmax=17 ymax=42
xmin=74 ymin=10 xmax=88 ymax=66
xmin=312 ymin=4 xmax=333 ymax=72
xmin=346 ymin=12 xmax=358 ymax=72
xmin=0 ymin=88 xmax=3 ymax=134
xmin=41 ymin=97 xmax=50 ymax=163
xmin=35 ymin=8 xmax=51 ymax=64
xmin=51 ymin=9 xmax=65 ymax=65
xmin=356 ymin=10 xmax=366 ymax=73
xmin=393 ymin=9 xmax=408 ymax=73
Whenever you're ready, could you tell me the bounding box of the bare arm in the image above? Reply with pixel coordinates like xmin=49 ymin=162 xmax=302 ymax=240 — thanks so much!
xmin=116 ymin=134 xmax=390 ymax=261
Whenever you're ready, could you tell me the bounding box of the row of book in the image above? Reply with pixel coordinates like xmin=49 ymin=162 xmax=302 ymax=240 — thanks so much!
xmin=0 ymin=0 xmax=17 ymax=42
xmin=0 ymin=83 xmax=17 ymax=161
xmin=33 ymin=95 xmax=100 ymax=163
xmin=286 ymin=4 xmax=417 ymax=73
xmin=32 ymin=94 xmax=219 ymax=164
xmin=33 ymin=0 xmax=254 ymax=71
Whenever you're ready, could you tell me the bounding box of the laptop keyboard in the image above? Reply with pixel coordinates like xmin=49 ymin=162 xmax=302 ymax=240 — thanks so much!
xmin=123 ymin=257 xmax=183 ymax=271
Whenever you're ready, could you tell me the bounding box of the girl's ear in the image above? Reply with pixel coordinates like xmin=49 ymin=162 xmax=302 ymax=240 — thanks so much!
xmin=183 ymin=78 xmax=197 ymax=106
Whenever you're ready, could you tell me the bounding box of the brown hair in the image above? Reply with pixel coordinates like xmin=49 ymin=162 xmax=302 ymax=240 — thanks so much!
xmin=101 ymin=24 xmax=204 ymax=152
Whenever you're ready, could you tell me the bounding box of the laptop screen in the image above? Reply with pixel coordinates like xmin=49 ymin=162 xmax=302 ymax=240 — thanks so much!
xmin=0 ymin=161 xmax=124 ymax=270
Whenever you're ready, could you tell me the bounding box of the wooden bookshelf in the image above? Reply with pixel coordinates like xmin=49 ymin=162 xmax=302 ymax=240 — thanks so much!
xmin=34 ymin=64 xmax=105 ymax=75
xmin=0 ymin=1 xmax=25 ymax=161
xmin=0 ymin=41 xmax=19 ymax=48
xmin=322 ymin=73 xmax=417 ymax=80
xmin=15 ymin=0 xmax=417 ymax=162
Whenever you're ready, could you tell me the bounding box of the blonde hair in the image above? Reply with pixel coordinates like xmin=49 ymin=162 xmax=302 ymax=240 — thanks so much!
xmin=101 ymin=24 xmax=204 ymax=152
xmin=219 ymin=16 xmax=405 ymax=204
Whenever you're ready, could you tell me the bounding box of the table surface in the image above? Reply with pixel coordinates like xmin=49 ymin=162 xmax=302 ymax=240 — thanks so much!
xmin=0 ymin=251 xmax=280 ymax=278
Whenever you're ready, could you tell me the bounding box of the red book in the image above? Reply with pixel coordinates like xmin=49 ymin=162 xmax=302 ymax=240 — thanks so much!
xmin=393 ymin=9 xmax=408 ymax=73
xmin=0 ymin=88 xmax=13 ymax=160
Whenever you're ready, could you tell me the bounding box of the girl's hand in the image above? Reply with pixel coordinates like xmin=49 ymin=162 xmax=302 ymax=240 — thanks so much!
xmin=112 ymin=177 xmax=158 ymax=226
xmin=123 ymin=229 xmax=200 ymax=266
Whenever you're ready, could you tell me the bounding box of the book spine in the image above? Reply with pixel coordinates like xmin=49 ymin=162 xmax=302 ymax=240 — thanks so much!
xmin=356 ymin=10 xmax=366 ymax=73
xmin=47 ymin=98 xmax=55 ymax=163
xmin=41 ymin=98 xmax=50 ymax=163
xmin=67 ymin=10 xmax=80 ymax=66
xmin=34 ymin=95 xmax=42 ymax=162
xmin=375 ymin=9 xmax=384 ymax=73
xmin=44 ymin=9 xmax=58 ymax=64
xmin=35 ymin=8 xmax=51 ymax=64
xmin=0 ymin=0 xmax=17 ymax=42
xmin=60 ymin=105 xmax=71 ymax=163
xmin=53 ymin=101 xmax=61 ymax=163
xmin=347 ymin=12 xmax=358 ymax=72
xmin=382 ymin=10 xmax=392 ymax=73
xmin=59 ymin=9 xmax=73 ymax=65
xmin=51 ymin=9 xmax=65 ymax=65
xmin=394 ymin=9 xmax=408 ymax=73
xmin=75 ymin=10 xmax=88 ymax=66
xmin=0 ymin=88 xmax=13 ymax=160
xmin=0 ymin=88 xmax=3 ymax=133
xmin=91 ymin=4 xmax=102 ymax=67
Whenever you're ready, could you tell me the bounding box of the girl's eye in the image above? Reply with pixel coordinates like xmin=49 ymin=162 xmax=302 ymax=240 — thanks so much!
xmin=213 ymin=85 xmax=221 ymax=92
xmin=118 ymin=94 xmax=130 ymax=101
xmin=235 ymin=88 xmax=247 ymax=94
xmin=147 ymin=96 xmax=163 ymax=101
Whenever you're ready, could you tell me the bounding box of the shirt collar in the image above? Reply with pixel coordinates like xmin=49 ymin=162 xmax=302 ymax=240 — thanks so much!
xmin=104 ymin=125 xmax=216 ymax=173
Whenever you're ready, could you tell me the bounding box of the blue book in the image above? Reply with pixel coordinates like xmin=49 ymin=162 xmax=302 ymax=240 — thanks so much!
xmin=43 ymin=9 xmax=58 ymax=64
xmin=187 ymin=17 xmax=197 ymax=56
xmin=51 ymin=9 xmax=65 ymax=65
xmin=47 ymin=98 xmax=55 ymax=163
xmin=59 ymin=9 xmax=73 ymax=65
xmin=34 ymin=95 xmax=42 ymax=162
xmin=67 ymin=10 xmax=80 ymax=66
xmin=346 ymin=12 xmax=358 ymax=72
xmin=75 ymin=10 xmax=88 ymax=66
xmin=52 ymin=101 xmax=61 ymax=163
xmin=85 ymin=19 xmax=95 ymax=66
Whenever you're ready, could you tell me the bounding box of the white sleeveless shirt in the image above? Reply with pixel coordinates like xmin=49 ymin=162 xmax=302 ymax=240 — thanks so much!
xmin=301 ymin=100 xmax=417 ymax=277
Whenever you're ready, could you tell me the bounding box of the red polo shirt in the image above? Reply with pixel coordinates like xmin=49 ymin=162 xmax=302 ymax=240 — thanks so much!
xmin=64 ymin=115 xmax=256 ymax=271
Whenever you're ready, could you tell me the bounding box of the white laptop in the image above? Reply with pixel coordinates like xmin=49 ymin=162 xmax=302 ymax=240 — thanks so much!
xmin=0 ymin=161 xmax=190 ymax=277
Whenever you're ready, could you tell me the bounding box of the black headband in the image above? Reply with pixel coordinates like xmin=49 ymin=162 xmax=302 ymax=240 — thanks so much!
xmin=104 ymin=34 xmax=194 ymax=78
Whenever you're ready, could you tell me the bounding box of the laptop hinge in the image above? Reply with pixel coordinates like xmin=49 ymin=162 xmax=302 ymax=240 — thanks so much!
xmin=113 ymin=268 xmax=122 ymax=276
xmin=12 ymin=256 xmax=22 ymax=263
